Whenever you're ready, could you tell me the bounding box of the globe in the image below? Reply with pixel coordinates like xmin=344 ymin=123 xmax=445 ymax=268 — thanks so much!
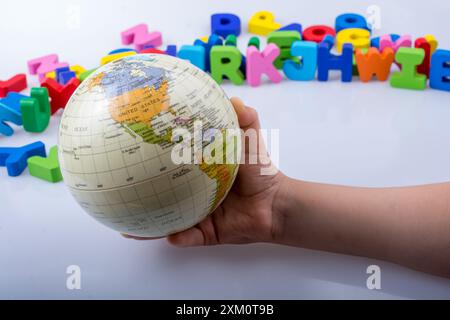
xmin=58 ymin=54 xmax=241 ymax=237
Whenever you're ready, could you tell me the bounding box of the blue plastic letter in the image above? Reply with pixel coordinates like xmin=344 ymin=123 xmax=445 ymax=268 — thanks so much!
xmin=283 ymin=41 xmax=318 ymax=81
xmin=211 ymin=13 xmax=241 ymax=37
xmin=178 ymin=45 xmax=206 ymax=71
xmin=335 ymin=13 xmax=370 ymax=33
xmin=430 ymin=49 xmax=450 ymax=92
xmin=318 ymin=42 xmax=353 ymax=82
xmin=0 ymin=93 xmax=27 ymax=136
xmin=0 ymin=141 xmax=46 ymax=177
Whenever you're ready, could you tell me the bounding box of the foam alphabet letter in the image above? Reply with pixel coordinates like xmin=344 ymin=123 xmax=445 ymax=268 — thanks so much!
xmin=55 ymin=67 xmax=77 ymax=85
xmin=108 ymin=48 xmax=137 ymax=55
xmin=59 ymin=71 xmax=76 ymax=85
xmin=430 ymin=50 xmax=450 ymax=92
xmin=246 ymin=44 xmax=283 ymax=87
xmin=336 ymin=28 xmax=370 ymax=53
xmin=0 ymin=93 xmax=27 ymax=136
xmin=20 ymin=87 xmax=51 ymax=132
xmin=390 ymin=48 xmax=427 ymax=90
xmin=28 ymin=145 xmax=63 ymax=183
xmin=210 ymin=46 xmax=244 ymax=85
xmin=371 ymin=34 xmax=400 ymax=49
xmin=248 ymin=37 xmax=260 ymax=49
xmin=355 ymin=48 xmax=395 ymax=82
xmin=41 ymin=78 xmax=80 ymax=115
xmin=303 ymin=25 xmax=336 ymax=43
xmin=267 ymin=31 xmax=302 ymax=69
xmin=248 ymin=11 xmax=282 ymax=36
xmin=379 ymin=35 xmax=412 ymax=53
xmin=278 ymin=23 xmax=302 ymax=34
xmin=0 ymin=141 xmax=46 ymax=177
xmin=101 ymin=51 xmax=137 ymax=65
xmin=211 ymin=13 xmax=241 ymax=37
xmin=424 ymin=35 xmax=438 ymax=55
xmin=321 ymin=35 xmax=335 ymax=47
xmin=140 ymin=47 xmax=166 ymax=54
xmin=121 ymin=24 xmax=162 ymax=51
xmin=283 ymin=41 xmax=318 ymax=81
xmin=0 ymin=74 xmax=27 ymax=98
xmin=415 ymin=38 xmax=432 ymax=78
xmin=178 ymin=45 xmax=206 ymax=71
xmin=225 ymin=35 xmax=237 ymax=47
xmin=55 ymin=67 xmax=70 ymax=81
xmin=352 ymin=48 xmax=366 ymax=76
xmin=193 ymin=34 xmax=223 ymax=72
xmin=140 ymin=44 xmax=177 ymax=56
xmin=198 ymin=36 xmax=209 ymax=43
xmin=335 ymin=13 xmax=370 ymax=33
xmin=165 ymin=45 xmax=178 ymax=57
xmin=318 ymin=42 xmax=353 ymax=82
xmin=140 ymin=45 xmax=177 ymax=56
xmin=223 ymin=36 xmax=246 ymax=76
xmin=27 ymin=54 xmax=69 ymax=81
xmin=45 ymin=65 xmax=86 ymax=81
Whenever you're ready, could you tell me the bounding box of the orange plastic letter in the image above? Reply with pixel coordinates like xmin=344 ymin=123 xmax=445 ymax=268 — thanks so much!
xmin=355 ymin=47 xmax=395 ymax=82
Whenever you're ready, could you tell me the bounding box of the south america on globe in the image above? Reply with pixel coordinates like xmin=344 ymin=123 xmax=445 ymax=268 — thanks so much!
xmin=58 ymin=54 xmax=241 ymax=237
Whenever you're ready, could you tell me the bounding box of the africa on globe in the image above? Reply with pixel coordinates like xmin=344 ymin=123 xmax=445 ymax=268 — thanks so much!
xmin=58 ymin=54 xmax=241 ymax=237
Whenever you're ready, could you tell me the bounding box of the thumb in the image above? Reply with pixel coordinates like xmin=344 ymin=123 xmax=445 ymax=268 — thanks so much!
xmin=167 ymin=227 xmax=205 ymax=247
xmin=230 ymin=97 xmax=260 ymax=131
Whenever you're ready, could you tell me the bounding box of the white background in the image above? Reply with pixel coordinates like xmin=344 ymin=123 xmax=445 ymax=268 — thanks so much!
xmin=1 ymin=0 xmax=450 ymax=299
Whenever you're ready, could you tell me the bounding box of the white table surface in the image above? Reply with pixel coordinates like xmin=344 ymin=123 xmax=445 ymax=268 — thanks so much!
xmin=1 ymin=0 xmax=450 ymax=299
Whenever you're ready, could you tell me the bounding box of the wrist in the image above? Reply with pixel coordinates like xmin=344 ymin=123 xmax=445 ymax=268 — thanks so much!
xmin=271 ymin=174 xmax=296 ymax=244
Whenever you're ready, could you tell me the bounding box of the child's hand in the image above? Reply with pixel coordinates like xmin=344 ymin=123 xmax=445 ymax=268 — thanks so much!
xmin=123 ymin=98 xmax=288 ymax=246
xmin=167 ymin=98 xmax=287 ymax=246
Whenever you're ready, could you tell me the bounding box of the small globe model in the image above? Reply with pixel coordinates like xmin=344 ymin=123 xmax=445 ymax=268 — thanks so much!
xmin=58 ymin=54 xmax=241 ymax=237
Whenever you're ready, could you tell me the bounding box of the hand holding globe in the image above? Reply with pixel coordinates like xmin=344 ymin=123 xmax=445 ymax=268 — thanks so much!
xmin=124 ymin=97 xmax=287 ymax=246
